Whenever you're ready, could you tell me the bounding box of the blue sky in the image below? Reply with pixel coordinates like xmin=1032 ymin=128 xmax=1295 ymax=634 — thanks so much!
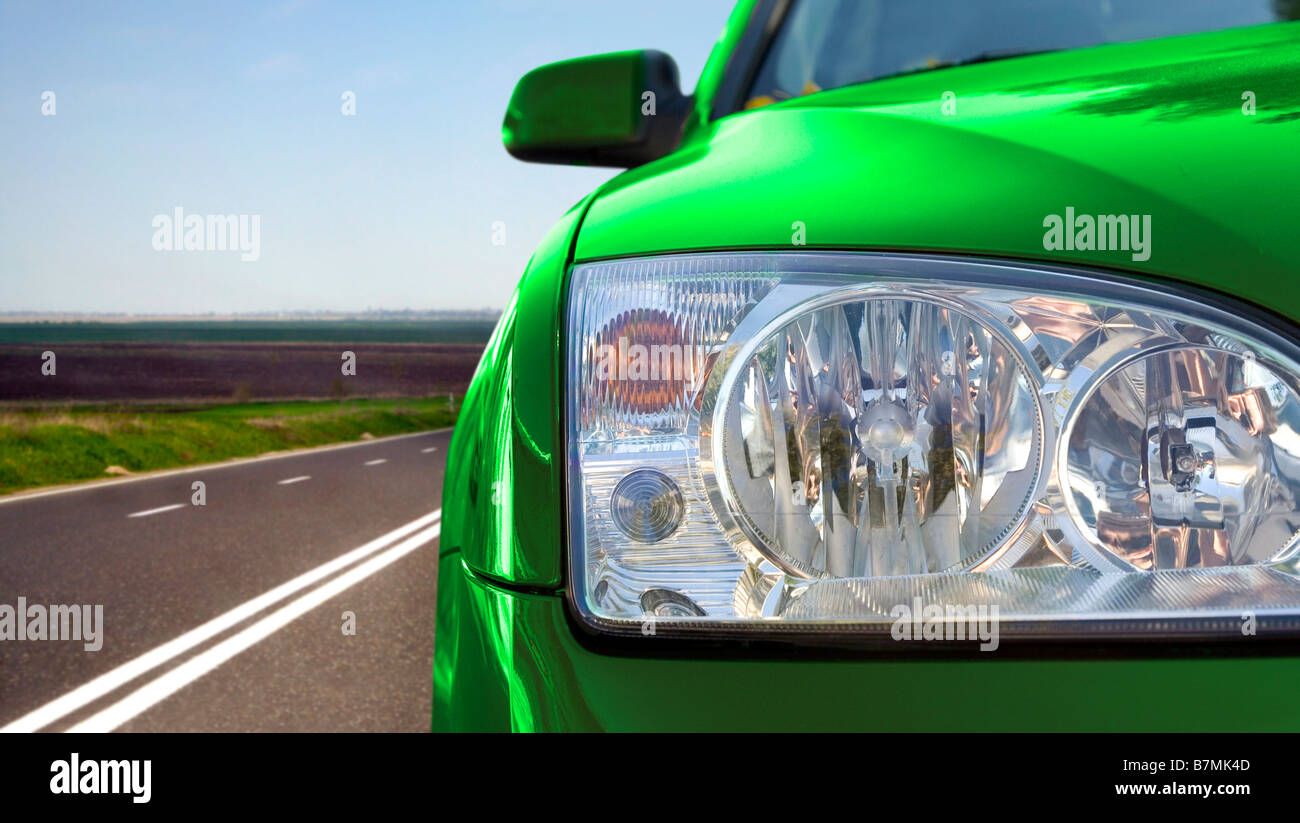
xmin=0 ymin=0 xmax=736 ymax=313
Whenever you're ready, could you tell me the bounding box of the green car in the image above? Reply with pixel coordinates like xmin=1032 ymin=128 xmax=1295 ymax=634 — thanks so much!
xmin=434 ymin=0 xmax=1300 ymax=732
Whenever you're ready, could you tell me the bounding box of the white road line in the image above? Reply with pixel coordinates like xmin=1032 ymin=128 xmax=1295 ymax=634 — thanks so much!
xmin=68 ymin=521 xmax=442 ymax=732
xmin=421 ymin=447 xmax=438 ymax=453
xmin=364 ymin=459 xmax=387 ymax=466
xmin=277 ymin=476 xmax=311 ymax=485
xmin=0 ymin=509 xmax=440 ymax=733
xmin=126 ymin=504 xmax=184 ymax=519
xmin=0 ymin=427 xmax=452 ymax=507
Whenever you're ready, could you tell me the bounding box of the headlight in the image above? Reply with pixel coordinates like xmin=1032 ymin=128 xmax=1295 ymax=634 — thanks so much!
xmin=566 ymin=253 xmax=1300 ymax=643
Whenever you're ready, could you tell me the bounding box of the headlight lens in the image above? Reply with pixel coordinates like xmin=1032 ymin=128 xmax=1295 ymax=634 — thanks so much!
xmin=566 ymin=253 xmax=1300 ymax=642
xmin=715 ymin=292 xmax=1044 ymax=580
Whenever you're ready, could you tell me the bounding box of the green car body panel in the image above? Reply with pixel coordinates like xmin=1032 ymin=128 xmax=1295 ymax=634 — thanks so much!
xmin=434 ymin=8 xmax=1300 ymax=731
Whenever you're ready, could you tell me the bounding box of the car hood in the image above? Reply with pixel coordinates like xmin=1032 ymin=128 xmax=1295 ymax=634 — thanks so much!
xmin=574 ymin=22 xmax=1300 ymax=322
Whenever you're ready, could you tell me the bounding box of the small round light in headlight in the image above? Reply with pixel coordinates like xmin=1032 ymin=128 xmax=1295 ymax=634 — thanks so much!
xmin=640 ymin=588 xmax=707 ymax=617
xmin=610 ymin=469 xmax=684 ymax=543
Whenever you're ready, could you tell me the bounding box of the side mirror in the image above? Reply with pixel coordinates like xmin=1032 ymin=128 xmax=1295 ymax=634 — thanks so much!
xmin=503 ymin=49 xmax=689 ymax=168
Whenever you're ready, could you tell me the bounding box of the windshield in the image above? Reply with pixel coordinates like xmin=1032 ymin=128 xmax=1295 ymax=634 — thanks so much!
xmin=745 ymin=0 xmax=1300 ymax=109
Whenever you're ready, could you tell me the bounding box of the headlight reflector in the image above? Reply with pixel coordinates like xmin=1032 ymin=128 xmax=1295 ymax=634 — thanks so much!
xmin=714 ymin=293 xmax=1045 ymax=580
xmin=1065 ymin=347 xmax=1300 ymax=570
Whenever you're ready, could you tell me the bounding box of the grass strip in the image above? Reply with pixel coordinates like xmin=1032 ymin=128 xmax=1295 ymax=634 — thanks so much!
xmin=0 ymin=396 xmax=459 ymax=495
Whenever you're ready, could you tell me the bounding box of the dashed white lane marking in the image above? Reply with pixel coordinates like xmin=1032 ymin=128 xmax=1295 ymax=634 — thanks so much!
xmin=277 ymin=476 xmax=311 ymax=485
xmin=364 ymin=459 xmax=387 ymax=466
xmin=420 ymin=447 xmax=438 ymax=453
xmin=1 ymin=509 xmax=441 ymax=733
xmin=127 ymin=504 xmax=185 ymax=519
xmin=68 ymin=521 xmax=443 ymax=732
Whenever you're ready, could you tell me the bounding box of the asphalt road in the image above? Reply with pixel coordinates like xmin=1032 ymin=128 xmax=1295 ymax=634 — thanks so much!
xmin=0 ymin=428 xmax=452 ymax=732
